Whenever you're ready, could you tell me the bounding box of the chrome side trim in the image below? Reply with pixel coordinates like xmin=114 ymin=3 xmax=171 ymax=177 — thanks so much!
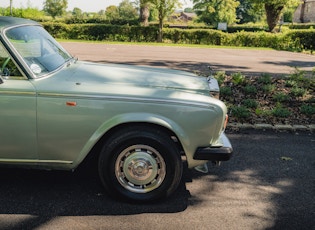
xmin=0 ymin=90 xmax=36 ymax=96
xmin=0 ymin=159 xmax=73 ymax=164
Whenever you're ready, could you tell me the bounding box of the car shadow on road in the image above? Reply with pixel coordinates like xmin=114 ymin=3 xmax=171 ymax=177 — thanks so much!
xmin=0 ymin=164 xmax=191 ymax=229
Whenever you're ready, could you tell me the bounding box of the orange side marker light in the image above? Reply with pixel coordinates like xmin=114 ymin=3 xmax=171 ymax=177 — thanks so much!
xmin=66 ymin=101 xmax=77 ymax=106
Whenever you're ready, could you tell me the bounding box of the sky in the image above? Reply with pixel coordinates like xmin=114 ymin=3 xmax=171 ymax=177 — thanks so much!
xmin=0 ymin=0 xmax=193 ymax=12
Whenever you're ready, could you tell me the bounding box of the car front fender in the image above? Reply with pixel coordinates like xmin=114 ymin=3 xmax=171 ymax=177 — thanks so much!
xmin=72 ymin=112 xmax=190 ymax=168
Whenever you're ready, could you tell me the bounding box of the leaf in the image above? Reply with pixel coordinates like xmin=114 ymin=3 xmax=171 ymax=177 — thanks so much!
xmin=281 ymin=156 xmax=293 ymax=161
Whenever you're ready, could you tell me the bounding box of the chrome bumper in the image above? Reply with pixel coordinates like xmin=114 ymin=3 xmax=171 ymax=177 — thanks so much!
xmin=193 ymin=133 xmax=233 ymax=161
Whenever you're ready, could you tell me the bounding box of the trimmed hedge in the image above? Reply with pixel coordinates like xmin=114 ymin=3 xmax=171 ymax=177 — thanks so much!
xmin=42 ymin=22 xmax=315 ymax=52
xmin=43 ymin=23 xmax=158 ymax=42
xmin=287 ymin=29 xmax=315 ymax=50
xmin=288 ymin=23 xmax=315 ymax=30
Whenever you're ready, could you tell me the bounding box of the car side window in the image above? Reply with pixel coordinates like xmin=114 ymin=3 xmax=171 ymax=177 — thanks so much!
xmin=0 ymin=43 xmax=24 ymax=79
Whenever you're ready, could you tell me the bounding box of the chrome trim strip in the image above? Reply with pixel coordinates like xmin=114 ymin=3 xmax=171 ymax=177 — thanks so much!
xmin=0 ymin=90 xmax=36 ymax=96
xmin=0 ymin=159 xmax=73 ymax=164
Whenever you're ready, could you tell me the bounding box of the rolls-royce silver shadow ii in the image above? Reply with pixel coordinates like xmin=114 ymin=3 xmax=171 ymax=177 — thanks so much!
xmin=0 ymin=17 xmax=233 ymax=202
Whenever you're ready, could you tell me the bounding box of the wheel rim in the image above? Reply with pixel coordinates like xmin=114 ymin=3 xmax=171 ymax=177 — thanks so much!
xmin=115 ymin=145 xmax=166 ymax=194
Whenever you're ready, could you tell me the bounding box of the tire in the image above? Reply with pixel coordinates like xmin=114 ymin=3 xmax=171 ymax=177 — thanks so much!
xmin=98 ymin=126 xmax=183 ymax=202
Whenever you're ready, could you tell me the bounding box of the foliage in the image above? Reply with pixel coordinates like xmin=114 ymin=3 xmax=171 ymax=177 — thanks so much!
xmin=44 ymin=0 xmax=68 ymax=19
xmin=214 ymin=71 xmax=226 ymax=85
xmin=230 ymin=106 xmax=251 ymax=119
xmin=42 ymin=22 xmax=157 ymax=41
xmin=300 ymin=104 xmax=315 ymax=116
xmin=193 ymin=0 xmax=240 ymax=26
xmin=0 ymin=7 xmax=45 ymax=19
xmin=40 ymin=21 xmax=315 ymax=52
xmin=151 ymin=0 xmax=181 ymax=42
xmin=184 ymin=8 xmax=194 ymax=13
xmin=285 ymin=80 xmax=298 ymax=88
xmin=282 ymin=4 xmax=298 ymax=22
xmin=236 ymin=0 xmax=265 ymax=24
xmin=118 ymin=0 xmax=138 ymax=20
xmin=258 ymin=73 xmax=272 ymax=84
xmin=273 ymin=92 xmax=290 ymax=102
xmin=288 ymin=67 xmax=315 ymax=88
xmin=288 ymin=29 xmax=315 ymax=51
xmin=72 ymin=7 xmax=83 ymax=19
xmin=105 ymin=5 xmax=120 ymax=21
xmin=243 ymin=99 xmax=258 ymax=108
xmin=219 ymin=68 xmax=314 ymax=125
xmin=261 ymin=84 xmax=276 ymax=93
xmin=227 ymin=24 xmax=268 ymax=32
xmin=289 ymin=24 xmax=315 ymax=30
xmin=290 ymin=87 xmax=307 ymax=97
xmin=244 ymin=85 xmax=257 ymax=95
xmin=248 ymin=0 xmax=301 ymax=32
xmin=232 ymin=72 xmax=246 ymax=85
xmin=272 ymin=103 xmax=291 ymax=118
xmin=220 ymin=86 xmax=232 ymax=97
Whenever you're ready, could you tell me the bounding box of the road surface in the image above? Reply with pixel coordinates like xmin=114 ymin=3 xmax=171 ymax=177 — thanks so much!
xmin=62 ymin=42 xmax=315 ymax=76
xmin=0 ymin=130 xmax=314 ymax=230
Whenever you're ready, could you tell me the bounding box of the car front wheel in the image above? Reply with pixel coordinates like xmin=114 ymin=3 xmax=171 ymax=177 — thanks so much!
xmin=98 ymin=126 xmax=183 ymax=202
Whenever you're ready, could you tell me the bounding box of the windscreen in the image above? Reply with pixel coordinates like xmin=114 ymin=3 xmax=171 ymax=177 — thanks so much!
xmin=5 ymin=25 xmax=72 ymax=77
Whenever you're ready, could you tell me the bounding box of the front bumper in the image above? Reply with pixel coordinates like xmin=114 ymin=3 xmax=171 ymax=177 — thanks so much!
xmin=193 ymin=133 xmax=233 ymax=161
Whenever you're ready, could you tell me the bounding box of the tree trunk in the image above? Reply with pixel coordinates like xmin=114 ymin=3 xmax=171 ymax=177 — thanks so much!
xmin=157 ymin=16 xmax=163 ymax=42
xmin=265 ymin=4 xmax=284 ymax=32
xmin=10 ymin=0 xmax=13 ymax=15
xmin=300 ymin=0 xmax=306 ymax=23
xmin=140 ymin=4 xmax=150 ymax=27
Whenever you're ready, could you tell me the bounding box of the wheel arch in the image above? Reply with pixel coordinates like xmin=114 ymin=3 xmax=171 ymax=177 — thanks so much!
xmin=73 ymin=113 xmax=188 ymax=168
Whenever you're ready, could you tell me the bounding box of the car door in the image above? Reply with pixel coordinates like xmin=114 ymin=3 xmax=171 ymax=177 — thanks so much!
xmin=0 ymin=44 xmax=37 ymax=161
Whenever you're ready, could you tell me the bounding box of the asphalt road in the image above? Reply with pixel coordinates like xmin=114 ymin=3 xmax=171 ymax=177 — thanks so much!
xmin=61 ymin=42 xmax=315 ymax=76
xmin=0 ymin=130 xmax=314 ymax=230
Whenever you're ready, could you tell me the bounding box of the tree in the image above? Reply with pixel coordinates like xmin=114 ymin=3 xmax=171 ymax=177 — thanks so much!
xmin=105 ymin=5 xmax=119 ymax=21
xmin=193 ymin=0 xmax=240 ymax=26
xmin=249 ymin=0 xmax=300 ymax=32
xmin=21 ymin=7 xmax=45 ymax=19
xmin=184 ymin=7 xmax=194 ymax=13
xmin=236 ymin=0 xmax=264 ymax=24
xmin=43 ymin=0 xmax=68 ymax=19
xmin=139 ymin=0 xmax=151 ymax=26
xmin=151 ymin=0 xmax=181 ymax=42
xmin=10 ymin=0 xmax=13 ymax=15
xmin=72 ymin=7 xmax=83 ymax=18
xmin=118 ymin=0 xmax=138 ymax=20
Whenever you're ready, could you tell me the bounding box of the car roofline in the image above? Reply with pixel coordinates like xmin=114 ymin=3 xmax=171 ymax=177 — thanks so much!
xmin=0 ymin=16 xmax=39 ymax=31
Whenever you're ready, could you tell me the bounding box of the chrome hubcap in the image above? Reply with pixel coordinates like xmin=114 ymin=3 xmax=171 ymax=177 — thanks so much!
xmin=115 ymin=145 xmax=166 ymax=193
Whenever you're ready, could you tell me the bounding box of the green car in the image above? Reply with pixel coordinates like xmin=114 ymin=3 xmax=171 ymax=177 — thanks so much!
xmin=0 ymin=17 xmax=232 ymax=202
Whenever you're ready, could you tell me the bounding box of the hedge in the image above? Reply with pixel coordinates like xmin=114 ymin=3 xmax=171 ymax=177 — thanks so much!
xmin=43 ymin=23 xmax=159 ymax=42
xmin=42 ymin=22 xmax=315 ymax=52
xmin=288 ymin=23 xmax=315 ymax=30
